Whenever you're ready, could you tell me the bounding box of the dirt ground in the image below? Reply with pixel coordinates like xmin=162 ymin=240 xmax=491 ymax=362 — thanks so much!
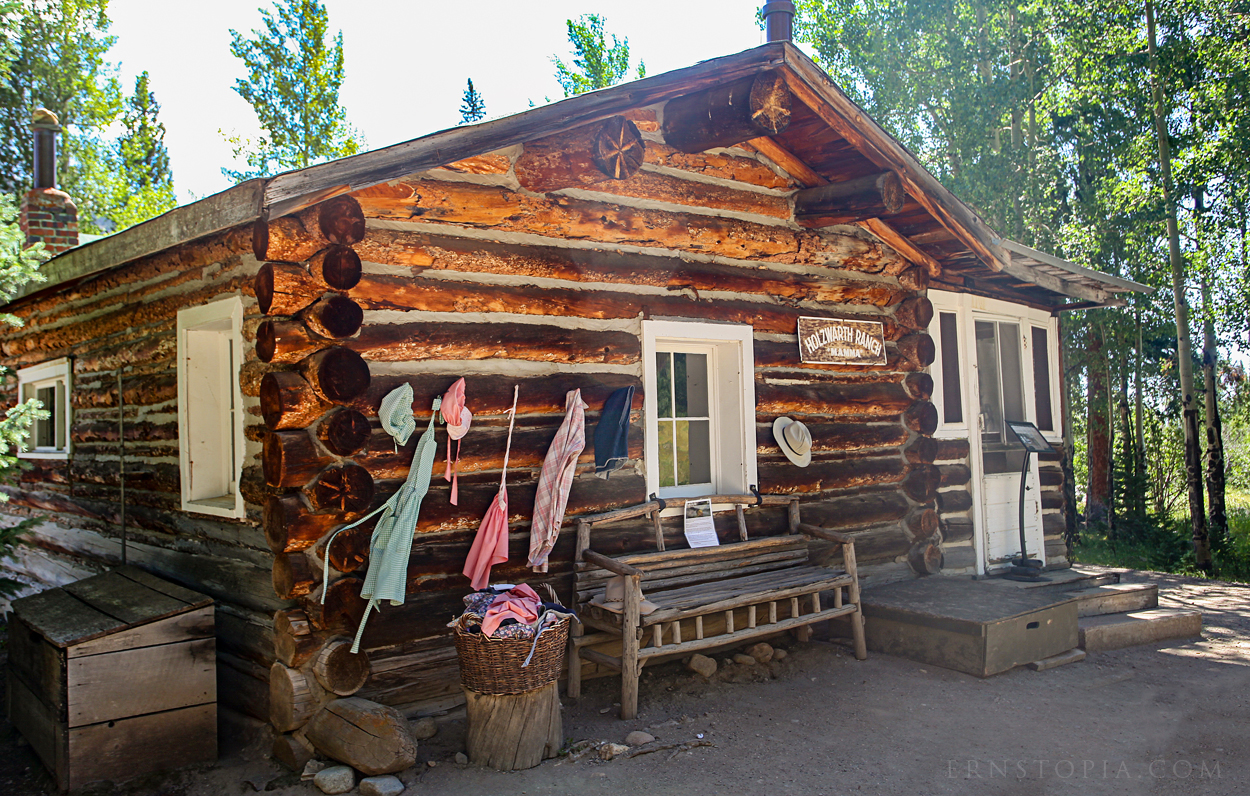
xmin=2 ymin=567 xmax=1246 ymax=796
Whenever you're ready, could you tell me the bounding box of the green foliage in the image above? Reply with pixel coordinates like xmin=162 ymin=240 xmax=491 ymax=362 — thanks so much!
xmin=0 ymin=192 xmax=45 ymax=325
xmin=459 ymin=78 xmax=485 ymax=124
xmin=552 ymin=14 xmax=645 ymax=98
xmin=223 ymin=0 xmax=362 ymax=182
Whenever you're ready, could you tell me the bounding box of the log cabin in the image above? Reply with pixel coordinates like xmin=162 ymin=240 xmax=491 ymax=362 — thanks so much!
xmin=1 ymin=14 xmax=1147 ymax=732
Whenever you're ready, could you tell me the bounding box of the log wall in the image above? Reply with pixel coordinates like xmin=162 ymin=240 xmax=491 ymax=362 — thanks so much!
xmin=0 ymin=228 xmax=277 ymax=720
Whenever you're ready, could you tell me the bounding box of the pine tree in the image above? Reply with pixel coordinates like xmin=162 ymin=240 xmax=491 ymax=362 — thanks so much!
xmin=551 ymin=15 xmax=645 ymax=98
xmin=459 ymin=78 xmax=485 ymax=124
xmin=222 ymin=0 xmax=361 ymax=181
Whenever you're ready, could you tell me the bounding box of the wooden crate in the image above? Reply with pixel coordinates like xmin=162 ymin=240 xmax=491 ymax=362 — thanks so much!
xmin=6 ymin=566 xmax=217 ymax=790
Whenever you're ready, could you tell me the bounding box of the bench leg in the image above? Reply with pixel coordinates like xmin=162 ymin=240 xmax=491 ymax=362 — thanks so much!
xmin=621 ymin=575 xmax=642 ymax=720
xmin=567 ymin=622 xmax=583 ymax=699
xmin=850 ymin=605 xmax=867 ymax=660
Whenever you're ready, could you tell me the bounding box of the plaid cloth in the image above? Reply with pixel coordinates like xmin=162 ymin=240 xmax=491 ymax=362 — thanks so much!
xmin=527 ymin=389 xmax=587 ymax=571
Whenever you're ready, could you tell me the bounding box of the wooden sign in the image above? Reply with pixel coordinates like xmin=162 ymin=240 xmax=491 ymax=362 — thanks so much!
xmin=797 ymin=316 xmax=887 ymax=365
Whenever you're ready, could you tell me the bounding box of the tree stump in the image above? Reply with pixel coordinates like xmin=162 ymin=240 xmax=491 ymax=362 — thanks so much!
xmin=463 ymin=683 xmax=562 ymax=771
xmin=303 ymin=697 xmax=417 ymax=776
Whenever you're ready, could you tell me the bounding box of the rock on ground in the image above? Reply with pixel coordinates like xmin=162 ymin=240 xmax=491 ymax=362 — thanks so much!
xmin=624 ymin=731 xmax=655 ymax=746
xmin=747 ymin=642 xmax=775 ymax=663
xmin=313 ymin=765 xmax=356 ymax=795
xmin=454 ymin=752 xmax=469 ymax=766
xmin=733 ymin=653 xmax=757 ymax=666
xmin=599 ymin=743 xmax=630 ymax=760
xmin=773 ymin=647 xmax=788 ymax=661
xmin=687 ymin=654 xmax=717 ymax=678
xmin=410 ymin=717 xmax=438 ymax=740
xmin=359 ymin=774 xmax=406 ymax=796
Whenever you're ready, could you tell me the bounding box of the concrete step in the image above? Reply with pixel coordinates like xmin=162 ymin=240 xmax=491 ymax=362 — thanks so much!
xmin=1079 ymin=608 xmax=1203 ymax=652
xmin=1067 ymin=583 xmax=1159 ymax=617
xmin=1007 ymin=568 xmax=1121 ymax=592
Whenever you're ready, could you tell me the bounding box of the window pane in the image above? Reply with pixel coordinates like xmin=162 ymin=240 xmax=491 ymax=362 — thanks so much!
xmin=975 ymin=321 xmax=1002 ymax=443
xmin=1032 ymin=327 xmax=1054 ymax=431
xmin=657 ymin=421 xmax=676 ymax=487
xmin=673 ymin=352 xmax=709 ymax=418
xmin=678 ymin=419 xmax=712 ymax=486
xmin=55 ymin=379 xmax=67 ymax=451
xmin=999 ymin=323 xmax=1024 ymax=423
xmin=939 ymin=313 xmax=962 ymax=424
xmin=36 ymin=385 xmax=56 ymax=448
xmin=655 ymin=353 xmax=673 ymax=419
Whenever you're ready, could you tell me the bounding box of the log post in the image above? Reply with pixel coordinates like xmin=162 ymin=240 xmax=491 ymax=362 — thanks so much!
xmin=299 ymin=347 xmax=371 ymax=404
xmin=261 ymin=371 xmax=334 ymax=430
xmin=662 ymin=72 xmax=791 ymax=153
xmin=263 ymin=430 xmax=336 ymax=487
xmin=263 ymin=489 xmax=342 ymax=552
xmin=908 ymin=538 xmax=944 ymax=575
xmin=255 ymin=262 xmax=322 ymax=316
xmin=894 ymin=296 xmax=935 ymax=330
xmin=301 ymin=293 xmax=364 ymax=340
xmin=316 ymin=408 xmax=372 ymax=456
xmin=274 ymin=551 xmax=320 ymax=600
xmin=794 ymin=171 xmax=906 ymax=226
xmin=514 ymin=116 xmax=646 ymax=193
xmin=305 ymin=463 xmax=376 ymax=514
xmin=257 ymin=319 xmax=330 ymax=364
xmin=309 ymin=245 xmax=363 ymax=291
xmin=463 ymin=683 xmax=562 ymax=771
xmin=303 ymin=698 xmax=418 ymax=776
xmin=270 ymin=662 xmax=326 ymax=732
xmin=253 ymin=195 xmax=366 ymax=262
xmin=311 ymin=638 xmax=372 ymax=696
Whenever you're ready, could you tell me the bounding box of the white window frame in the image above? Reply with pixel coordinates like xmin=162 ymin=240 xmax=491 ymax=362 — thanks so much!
xmin=177 ymin=297 xmax=246 ymax=519
xmin=642 ymin=320 xmax=757 ymax=506
xmin=16 ymin=357 xmax=71 ymax=459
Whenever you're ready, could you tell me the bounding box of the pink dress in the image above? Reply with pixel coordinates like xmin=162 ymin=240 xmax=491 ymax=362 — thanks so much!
xmin=462 ymin=386 xmax=519 ymax=590
xmin=528 ymin=389 xmax=587 ymax=572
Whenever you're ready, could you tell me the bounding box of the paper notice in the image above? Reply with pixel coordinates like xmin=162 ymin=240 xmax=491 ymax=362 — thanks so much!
xmin=683 ymin=499 xmax=719 ymax=548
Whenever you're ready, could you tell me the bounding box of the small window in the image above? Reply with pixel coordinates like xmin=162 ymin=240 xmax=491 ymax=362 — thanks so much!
xmin=938 ymin=312 xmax=963 ymax=424
xmin=642 ymin=321 xmax=756 ymax=500
xmin=177 ymin=297 xmax=245 ymax=518
xmin=16 ymin=358 xmax=71 ymax=459
xmin=1032 ymin=326 xmax=1054 ymax=432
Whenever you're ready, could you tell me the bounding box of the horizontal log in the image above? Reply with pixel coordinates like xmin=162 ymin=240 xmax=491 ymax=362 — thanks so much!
xmin=253 ymin=195 xmax=365 ymax=262
xmin=313 ymin=638 xmax=372 ymax=697
xmin=795 ymin=171 xmax=906 ymax=226
xmin=301 ymin=293 xmax=363 ymax=340
xmin=939 ymin=464 xmax=972 ymax=487
xmin=260 ymin=371 xmax=333 ymax=430
xmin=306 ymin=464 xmax=376 ymax=514
xmin=933 ymin=438 xmax=970 ymax=462
xmin=1042 ymin=491 xmax=1064 ymax=510
xmin=256 ymin=262 xmax=322 ymax=316
xmin=645 ymin=140 xmax=795 ymax=190
xmin=257 ymin=319 xmax=331 ymax=364
xmin=1039 ymin=467 xmax=1064 ymax=487
xmin=275 ymin=607 xmax=313 ymax=638
xmin=795 ymin=489 xmax=912 ymax=532
xmin=317 ymin=408 xmax=372 ymax=456
xmin=757 ymin=455 xmax=907 ymax=495
xmin=903 ymin=401 xmax=938 ymax=435
xmin=309 ymin=245 xmax=363 ymax=291
xmin=300 ymin=346 xmax=371 ymax=404
xmin=274 ymin=626 xmax=323 ymax=668
xmin=264 ymin=430 xmax=336 ymax=488
xmin=274 ymin=552 xmax=319 ymax=600
xmin=755 ymin=378 xmax=915 ymax=418
xmin=937 ymin=488 xmax=974 ymax=514
xmin=73 ymin=373 xmax=177 ymax=410
xmin=893 ymin=296 xmax=934 ymax=331
xmin=265 ymin=493 xmax=345 ymax=553
xmin=567 ymin=166 xmax=793 ymax=219
xmin=514 ymin=116 xmax=645 ymax=193
xmin=756 ymin=422 xmax=908 ymax=457
xmin=897 ymin=265 xmax=929 ymax=292
xmin=304 ymin=576 xmax=367 ymax=633
xmin=902 ymin=464 xmax=941 ymax=504
xmin=662 ymin=72 xmax=791 ymax=153
xmin=269 ymin=662 xmax=324 ymax=732
xmin=754 ymin=339 xmax=921 ymax=373
xmin=303 ymin=697 xmax=417 ymax=776
xmin=942 ymin=516 xmax=974 ymax=544
xmin=345 ymin=322 xmax=640 ymax=365
xmin=896 ymin=334 xmax=935 ymax=367
xmin=347 ymin=372 xmax=641 ymax=419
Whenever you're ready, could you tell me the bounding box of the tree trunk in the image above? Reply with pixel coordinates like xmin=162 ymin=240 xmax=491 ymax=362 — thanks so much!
xmin=1147 ymin=0 xmax=1210 ymax=570
xmin=1134 ymin=308 xmax=1146 ymax=521
xmin=1201 ymin=275 xmax=1227 ymax=553
xmin=463 ymin=684 xmax=562 ymax=771
xmin=1085 ymin=322 xmax=1112 ymax=528
xmin=1059 ymin=316 xmax=1079 ymax=552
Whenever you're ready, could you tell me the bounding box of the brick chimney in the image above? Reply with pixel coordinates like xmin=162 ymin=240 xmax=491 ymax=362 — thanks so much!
xmin=19 ymin=108 xmax=79 ymax=255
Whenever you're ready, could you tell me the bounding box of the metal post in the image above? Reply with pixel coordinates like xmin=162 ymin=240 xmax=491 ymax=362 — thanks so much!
xmin=118 ymin=369 xmax=126 ymax=565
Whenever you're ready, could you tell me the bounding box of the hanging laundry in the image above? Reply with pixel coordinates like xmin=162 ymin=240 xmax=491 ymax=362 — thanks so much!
xmin=441 ymin=377 xmax=472 ymax=505
xmin=321 ymin=384 xmax=442 ymax=653
xmin=463 ymin=385 xmax=519 ymax=590
xmin=593 ymin=385 xmax=635 ymax=480
xmin=528 ymin=388 xmax=587 ymax=572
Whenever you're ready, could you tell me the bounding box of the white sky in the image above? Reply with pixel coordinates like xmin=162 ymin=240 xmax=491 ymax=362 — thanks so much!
xmin=105 ymin=1 xmax=778 ymax=201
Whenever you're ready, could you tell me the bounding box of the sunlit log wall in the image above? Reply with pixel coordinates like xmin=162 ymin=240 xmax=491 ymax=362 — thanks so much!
xmin=0 ymin=228 xmax=277 ymax=721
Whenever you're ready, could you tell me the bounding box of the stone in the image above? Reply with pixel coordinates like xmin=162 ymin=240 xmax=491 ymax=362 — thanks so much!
xmin=599 ymin=743 xmax=630 ymax=760
xmin=733 ymin=653 xmax=757 ymax=666
xmin=360 ymin=775 xmax=407 ymax=796
xmin=410 ymin=717 xmax=438 ymax=740
xmin=301 ymin=760 xmax=327 ymax=782
xmin=747 ymin=642 xmax=775 ymax=664
xmin=687 ymin=654 xmax=717 ymax=678
xmin=722 ymin=658 xmax=735 ymax=668
xmin=454 ymin=752 xmax=469 ymax=766
xmin=313 ymin=765 xmax=356 ymax=795
xmin=773 ymin=648 xmax=789 ymax=661
xmin=624 ymin=731 xmax=655 ymax=747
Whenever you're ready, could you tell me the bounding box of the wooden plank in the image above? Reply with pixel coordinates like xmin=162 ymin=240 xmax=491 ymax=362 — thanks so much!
xmin=67 ymin=703 xmax=217 ymax=790
xmin=66 ymin=637 xmax=216 ymax=727
xmin=7 ymin=668 xmax=66 ymax=787
xmin=62 ymin=570 xmax=190 ymax=627
xmin=114 ymin=566 xmax=213 ymax=608
xmin=6 ymin=617 xmax=65 ymax=718
xmin=69 ymin=607 xmax=215 ymax=659
xmin=12 ymin=588 xmax=125 ymax=648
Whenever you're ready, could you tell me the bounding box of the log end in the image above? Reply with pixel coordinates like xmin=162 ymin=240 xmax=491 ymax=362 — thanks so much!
xmin=319 ymin=195 xmax=366 ymax=245
xmin=304 ymin=347 xmax=371 ymax=404
xmin=908 ymin=538 xmax=944 ymax=576
xmin=308 ymin=464 xmax=376 ymax=515
xmin=255 ymin=262 xmax=276 ymax=315
xmin=318 ymin=408 xmax=372 ymax=456
xmin=592 ymin=117 xmax=646 ymax=180
xmin=749 ymin=72 xmax=792 ymax=136
xmin=313 ymin=245 xmax=364 ymax=291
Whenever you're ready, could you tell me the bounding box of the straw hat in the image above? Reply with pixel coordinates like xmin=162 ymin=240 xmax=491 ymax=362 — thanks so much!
xmin=773 ymin=416 xmax=813 ymax=467
xmin=591 ymin=575 xmax=659 ymax=616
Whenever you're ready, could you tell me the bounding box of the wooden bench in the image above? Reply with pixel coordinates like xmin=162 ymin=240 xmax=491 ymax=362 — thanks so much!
xmin=567 ymin=493 xmax=867 ymax=719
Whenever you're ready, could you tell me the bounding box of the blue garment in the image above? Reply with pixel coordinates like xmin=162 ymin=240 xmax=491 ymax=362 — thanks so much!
xmin=593 ymin=385 xmax=634 ymax=479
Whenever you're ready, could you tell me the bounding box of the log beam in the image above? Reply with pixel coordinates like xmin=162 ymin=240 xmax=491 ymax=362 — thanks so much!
xmin=256 ymin=262 xmax=322 ymax=316
xmin=514 ymin=116 xmax=646 ymax=194
xmin=662 ymin=72 xmax=791 ymax=154
xmin=253 ymin=195 xmax=365 ymax=262
xmin=908 ymin=538 xmax=944 ymax=575
xmin=257 ymin=319 xmax=330 ymax=364
xmin=273 ymin=551 xmax=319 ymax=600
xmin=795 ymin=171 xmax=906 ymax=227
xmin=261 ymin=371 xmax=333 ymax=430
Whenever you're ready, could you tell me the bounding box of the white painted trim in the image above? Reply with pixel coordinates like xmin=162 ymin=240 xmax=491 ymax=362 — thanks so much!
xmin=176 ymin=297 xmax=246 ymax=520
xmin=16 ymin=357 xmax=72 ymax=460
xmin=641 ymin=320 xmax=757 ymax=506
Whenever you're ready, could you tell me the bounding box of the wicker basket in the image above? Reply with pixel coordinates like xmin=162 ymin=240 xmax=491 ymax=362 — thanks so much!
xmin=453 ymin=615 xmax=571 ymax=695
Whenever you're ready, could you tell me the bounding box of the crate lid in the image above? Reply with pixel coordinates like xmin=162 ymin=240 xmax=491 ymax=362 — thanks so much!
xmin=11 ymin=566 xmax=213 ymax=648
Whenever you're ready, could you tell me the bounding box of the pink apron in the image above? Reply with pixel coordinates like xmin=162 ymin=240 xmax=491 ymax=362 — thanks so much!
xmin=462 ymin=386 xmax=519 ymax=589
